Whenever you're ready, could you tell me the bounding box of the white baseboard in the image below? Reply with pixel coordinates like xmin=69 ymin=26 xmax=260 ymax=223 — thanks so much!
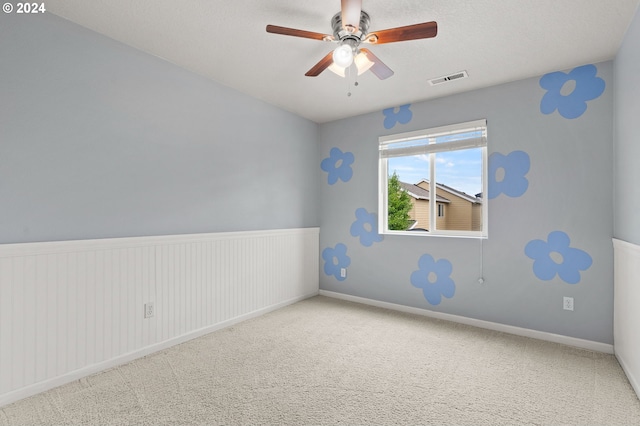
xmin=0 ymin=292 xmax=318 ymax=408
xmin=319 ymin=290 xmax=614 ymax=354
xmin=616 ymin=351 xmax=640 ymax=399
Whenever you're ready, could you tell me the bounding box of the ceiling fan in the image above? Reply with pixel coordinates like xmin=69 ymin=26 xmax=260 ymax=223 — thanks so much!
xmin=266 ymin=0 xmax=438 ymax=80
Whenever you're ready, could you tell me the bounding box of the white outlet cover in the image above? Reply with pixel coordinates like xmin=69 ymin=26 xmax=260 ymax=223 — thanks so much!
xmin=563 ymin=297 xmax=574 ymax=311
xmin=144 ymin=302 xmax=154 ymax=318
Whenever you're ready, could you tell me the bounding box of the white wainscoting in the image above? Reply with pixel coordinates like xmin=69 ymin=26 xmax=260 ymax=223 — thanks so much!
xmin=0 ymin=228 xmax=319 ymax=407
xmin=613 ymin=238 xmax=640 ymax=398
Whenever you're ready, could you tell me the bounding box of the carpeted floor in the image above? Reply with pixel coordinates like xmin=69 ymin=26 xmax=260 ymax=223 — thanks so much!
xmin=1 ymin=295 xmax=639 ymax=425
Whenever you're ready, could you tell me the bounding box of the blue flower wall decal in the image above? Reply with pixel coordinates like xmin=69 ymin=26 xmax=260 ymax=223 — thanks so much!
xmin=539 ymin=64 xmax=605 ymax=119
xmin=383 ymin=104 xmax=413 ymax=129
xmin=488 ymin=151 xmax=531 ymax=199
xmin=322 ymin=243 xmax=351 ymax=281
xmin=525 ymin=231 xmax=593 ymax=284
xmin=321 ymin=147 xmax=354 ymax=185
xmin=410 ymin=254 xmax=455 ymax=305
xmin=350 ymin=208 xmax=384 ymax=247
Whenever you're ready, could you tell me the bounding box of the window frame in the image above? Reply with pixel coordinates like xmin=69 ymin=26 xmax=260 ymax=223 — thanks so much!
xmin=378 ymin=119 xmax=488 ymax=239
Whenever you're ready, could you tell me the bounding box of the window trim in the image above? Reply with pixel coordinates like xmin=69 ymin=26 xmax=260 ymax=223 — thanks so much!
xmin=378 ymin=119 xmax=488 ymax=239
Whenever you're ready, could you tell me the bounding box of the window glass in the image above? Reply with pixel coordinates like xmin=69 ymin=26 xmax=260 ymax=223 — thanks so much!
xmin=379 ymin=120 xmax=487 ymax=238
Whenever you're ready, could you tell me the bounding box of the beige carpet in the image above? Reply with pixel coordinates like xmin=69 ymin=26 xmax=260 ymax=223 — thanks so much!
xmin=1 ymin=295 xmax=639 ymax=425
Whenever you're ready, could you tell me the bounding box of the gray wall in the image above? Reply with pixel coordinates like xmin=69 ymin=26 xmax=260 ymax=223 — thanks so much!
xmin=614 ymin=6 xmax=640 ymax=245
xmin=319 ymin=62 xmax=614 ymax=344
xmin=0 ymin=9 xmax=625 ymax=345
xmin=0 ymin=13 xmax=318 ymax=244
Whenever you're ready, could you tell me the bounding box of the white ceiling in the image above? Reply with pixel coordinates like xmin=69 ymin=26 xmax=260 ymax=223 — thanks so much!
xmin=46 ymin=0 xmax=640 ymax=123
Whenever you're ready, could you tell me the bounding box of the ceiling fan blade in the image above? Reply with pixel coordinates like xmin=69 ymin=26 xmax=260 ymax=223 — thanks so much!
xmin=341 ymin=0 xmax=362 ymax=32
xmin=366 ymin=21 xmax=438 ymax=44
xmin=266 ymin=25 xmax=333 ymax=41
xmin=360 ymin=48 xmax=394 ymax=80
xmin=305 ymin=51 xmax=335 ymax=77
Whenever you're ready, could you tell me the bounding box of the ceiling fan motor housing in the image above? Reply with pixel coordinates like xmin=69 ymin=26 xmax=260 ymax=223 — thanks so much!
xmin=331 ymin=11 xmax=371 ymax=45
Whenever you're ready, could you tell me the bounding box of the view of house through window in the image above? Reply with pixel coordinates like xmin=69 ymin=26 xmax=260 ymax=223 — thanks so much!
xmin=378 ymin=120 xmax=488 ymax=237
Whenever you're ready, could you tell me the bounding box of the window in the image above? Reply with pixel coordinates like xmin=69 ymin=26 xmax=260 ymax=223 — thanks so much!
xmin=378 ymin=119 xmax=488 ymax=238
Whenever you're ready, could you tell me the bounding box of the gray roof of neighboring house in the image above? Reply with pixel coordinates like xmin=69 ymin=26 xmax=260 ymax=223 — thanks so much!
xmin=399 ymin=181 xmax=450 ymax=203
xmin=415 ymin=179 xmax=483 ymax=204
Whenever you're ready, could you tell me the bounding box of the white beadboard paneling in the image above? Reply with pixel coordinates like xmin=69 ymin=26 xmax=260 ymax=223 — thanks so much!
xmin=613 ymin=238 xmax=640 ymax=399
xmin=0 ymin=257 xmax=12 ymax=395
xmin=0 ymin=228 xmax=319 ymax=407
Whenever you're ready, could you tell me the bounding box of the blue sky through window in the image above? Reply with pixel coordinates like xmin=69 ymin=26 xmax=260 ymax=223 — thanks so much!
xmin=388 ymin=147 xmax=482 ymax=197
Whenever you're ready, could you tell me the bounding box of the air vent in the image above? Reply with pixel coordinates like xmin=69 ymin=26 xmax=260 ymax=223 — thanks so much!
xmin=428 ymin=70 xmax=469 ymax=86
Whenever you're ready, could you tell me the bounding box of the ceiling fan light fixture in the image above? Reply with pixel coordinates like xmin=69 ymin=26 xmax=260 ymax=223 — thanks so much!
xmin=354 ymin=51 xmax=374 ymax=75
xmin=332 ymin=44 xmax=354 ymax=68
xmin=328 ymin=62 xmax=347 ymax=77
xmin=328 ymin=50 xmax=374 ymax=78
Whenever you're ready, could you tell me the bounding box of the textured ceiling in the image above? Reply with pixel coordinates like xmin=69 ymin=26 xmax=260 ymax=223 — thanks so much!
xmin=46 ymin=0 xmax=640 ymax=123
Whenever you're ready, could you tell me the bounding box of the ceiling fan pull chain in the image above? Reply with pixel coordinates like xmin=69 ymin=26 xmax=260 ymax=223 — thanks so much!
xmin=346 ymin=64 xmax=360 ymax=97
xmin=352 ymin=64 xmax=360 ymax=90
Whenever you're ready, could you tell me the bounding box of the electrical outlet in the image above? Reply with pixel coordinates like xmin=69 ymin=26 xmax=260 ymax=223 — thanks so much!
xmin=563 ymin=297 xmax=574 ymax=311
xmin=340 ymin=268 xmax=347 ymax=278
xmin=144 ymin=302 xmax=154 ymax=319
